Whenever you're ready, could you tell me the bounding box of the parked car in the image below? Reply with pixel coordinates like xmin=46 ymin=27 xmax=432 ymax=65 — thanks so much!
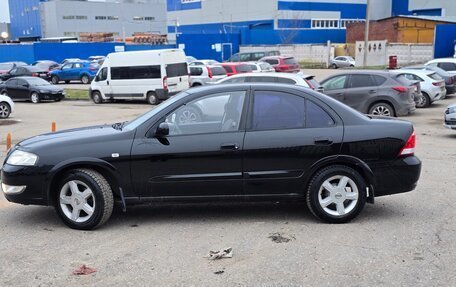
xmin=216 ymin=72 xmax=322 ymax=92
xmin=186 ymin=56 xmax=197 ymax=63
xmin=247 ymin=62 xmax=275 ymax=73
xmin=426 ymin=58 xmax=456 ymax=75
xmin=0 ymin=83 xmax=421 ymax=229
xmin=227 ymin=51 xmax=280 ymax=62
xmin=0 ymin=77 xmax=65 ymax=103
xmin=0 ymin=65 xmax=48 ymax=81
xmin=189 ymin=65 xmax=227 ymax=86
xmin=404 ymin=65 xmax=456 ymax=94
xmin=88 ymin=56 xmax=105 ymax=62
xmin=444 ymin=103 xmax=456 ymax=130
xmin=320 ymin=71 xmax=416 ymax=117
xmin=329 ymin=56 xmax=355 ymax=69
xmin=189 ymin=60 xmax=220 ymax=66
xmin=49 ymin=61 xmax=99 ymax=84
xmin=0 ymin=93 xmax=14 ymax=119
xmin=390 ymin=69 xmax=446 ymax=108
xmin=61 ymin=58 xmax=81 ymax=65
xmin=0 ymin=62 xmax=28 ymax=75
xmin=259 ymin=56 xmax=300 ymax=73
xmin=220 ymin=62 xmax=253 ymax=76
xmin=90 ymin=49 xmax=189 ymax=104
xmin=32 ymin=60 xmax=59 ymax=72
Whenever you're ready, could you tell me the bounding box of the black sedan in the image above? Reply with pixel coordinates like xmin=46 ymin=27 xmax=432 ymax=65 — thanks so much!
xmin=0 ymin=65 xmax=49 ymax=81
xmin=1 ymin=84 xmax=421 ymax=229
xmin=0 ymin=77 xmax=65 ymax=103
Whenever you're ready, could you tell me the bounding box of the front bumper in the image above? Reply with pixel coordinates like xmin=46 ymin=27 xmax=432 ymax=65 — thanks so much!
xmin=370 ymin=156 xmax=421 ymax=197
xmin=444 ymin=115 xmax=456 ymax=129
xmin=39 ymin=92 xmax=65 ymax=101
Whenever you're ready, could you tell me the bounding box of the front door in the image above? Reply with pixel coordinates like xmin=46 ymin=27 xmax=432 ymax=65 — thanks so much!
xmin=130 ymin=89 xmax=248 ymax=198
xmin=243 ymin=89 xmax=343 ymax=195
xmin=59 ymin=63 xmax=73 ymax=80
xmin=5 ymin=79 xmax=19 ymax=99
xmin=14 ymin=79 xmax=30 ymax=100
xmin=94 ymin=67 xmax=112 ymax=97
xmin=320 ymin=74 xmax=348 ymax=104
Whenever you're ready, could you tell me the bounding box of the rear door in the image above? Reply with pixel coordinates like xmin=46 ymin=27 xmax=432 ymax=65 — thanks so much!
xmin=243 ymin=88 xmax=343 ymax=196
xmin=5 ymin=79 xmax=18 ymax=99
xmin=15 ymin=79 xmax=30 ymax=100
xmin=345 ymin=74 xmax=378 ymax=112
xmin=165 ymin=62 xmax=189 ymax=93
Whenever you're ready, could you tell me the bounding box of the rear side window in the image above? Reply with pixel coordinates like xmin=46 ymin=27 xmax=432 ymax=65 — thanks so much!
xmin=189 ymin=67 xmax=203 ymax=76
xmin=222 ymin=65 xmax=234 ymax=73
xmin=276 ymin=77 xmax=296 ymax=84
xmin=263 ymin=59 xmax=279 ymax=65
xmin=210 ymin=66 xmax=227 ymax=76
xmin=438 ymin=62 xmax=456 ymax=71
xmin=252 ymin=91 xmax=305 ymax=130
xmin=249 ymin=64 xmax=258 ymax=71
xmin=236 ymin=65 xmax=252 ymax=73
xmin=166 ymin=63 xmax=188 ymax=78
xmin=348 ymin=74 xmax=375 ymax=88
xmin=229 ymin=54 xmax=240 ymax=62
xmin=284 ymin=58 xmax=298 ymax=65
xmin=111 ymin=65 xmax=161 ymax=80
xmin=372 ymin=75 xmax=387 ymax=85
xmin=306 ymin=100 xmax=335 ymax=128
xmin=248 ymin=76 xmax=276 ymax=83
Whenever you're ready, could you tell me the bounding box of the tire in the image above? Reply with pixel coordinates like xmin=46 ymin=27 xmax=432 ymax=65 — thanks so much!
xmin=306 ymin=165 xmax=367 ymax=223
xmin=416 ymin=92 xmax=430 ymax=108
xmin=30 ymin=92 xmax=40 ymax=104
xmin=65 ymin=80 xmax=70 ymax=84
xmin=0 ymin=102 xmax=11 ymax=119
xmin=55 ymin=168 xmax=114 ymax=230
xmin=349 ymin=64 xmax=355 ymax=67
xmin=91 ymin=91 xmax=103 ymax=104
xmin=81 ymin=74 xmax=90 ymax=84
xmin=176 ymin=105 xmax=202 ymax=124
xmin=54 ymin=98 xmax=62 ymax=102
xmin=147 ymin=91 xmax=158 ymax=105
xmin=368 ymin=102 xmax=395 ymax=117
xmin=51 ymin=75 xmax=59 ymax=84
xmin=330 ymin=64 xmax=337 ymax=69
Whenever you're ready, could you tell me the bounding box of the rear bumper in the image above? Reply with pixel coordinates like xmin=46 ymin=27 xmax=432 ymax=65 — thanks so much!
xmin=370 ymin=156 xmax=421 ymax=197
xmin=396 ymin=103 xmax=416 ymax=116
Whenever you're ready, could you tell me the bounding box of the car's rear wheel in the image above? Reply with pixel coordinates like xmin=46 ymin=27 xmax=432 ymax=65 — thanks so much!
xmin=330 ymin=64 xmax=337 ymax=69
xmin=91 ymin=91 xmax=103 ymax=104
xmin=55 ymin=169 xmax=114 ymax=230
xmin=306 ymin=165 xmax=367 ymax=223
xmin=30 ymin=92 xmax=40 ymax=104
xmin=51 ymin=76 xmax=59 ymax=84
xmin=369 ymin=102 xmax=395 ymax=117
xmin=0 ymin=102 xmax=11 ymax=119
xmin=416 ymin=92 xmax=430 ymax=108
xmin=81 ymin=75 xmax=90 ymax=84
xmin=147 ymin=91 xmax=158 ymax=105
xmin=65 ymin=80 xmax=70 ymax=84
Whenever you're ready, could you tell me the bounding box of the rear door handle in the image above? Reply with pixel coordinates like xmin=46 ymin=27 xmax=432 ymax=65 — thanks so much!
xmin=220 ymin=143 xmax=239 ymax=150
xmin=314 ymin=137 xmax=333 ymax=145
xmin=368 ymin=89 xmax=376 ymax=94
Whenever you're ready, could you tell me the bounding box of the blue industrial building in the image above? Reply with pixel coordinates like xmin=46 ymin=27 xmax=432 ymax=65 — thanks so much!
xmin=8 ymin=0 xmax=43 ymax=40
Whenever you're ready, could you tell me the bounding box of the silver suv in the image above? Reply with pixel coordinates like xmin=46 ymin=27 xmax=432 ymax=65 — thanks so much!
xmin=189 ymin=65 xmax=227 ymax=87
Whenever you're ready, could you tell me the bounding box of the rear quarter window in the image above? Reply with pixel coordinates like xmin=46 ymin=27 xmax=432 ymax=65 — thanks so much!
xmin=189 ymin=67 xmax=203 ymax=76
xmin=284 ymin=58 xmax=298 ymax=65
xmin=166 ymin=63 xmax=188 ymax=78
xmin=373 ymin=75 xmax=387 ymax=85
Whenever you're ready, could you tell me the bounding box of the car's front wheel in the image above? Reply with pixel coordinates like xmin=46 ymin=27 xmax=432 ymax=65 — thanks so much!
xmin=91 ymin=91 xmax=103 ymax=104
xmin=30 ymin=92 xmax=40 ymax=104
xmin=147 ymin=91 xmax=158 ymax=105
xmin=81 ymin=74 xmax=90 ymax=84
xmin=51 ymin=76 xmax=59 ymax=84
xmin=306 ymin=165 xmax=367 ymax=223
xmin=55 ymin=169 xmax=114 ymax=230
xmin=0 ymin=102 xmax=11 ymax=119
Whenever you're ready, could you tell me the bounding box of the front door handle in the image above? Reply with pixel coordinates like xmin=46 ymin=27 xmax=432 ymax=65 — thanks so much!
xmin=314 ymin=137 xmax=333 ymax=145
xmin=220 ymin=143 xmax=239 ymax=150
xmin=107 ymin=80 xmax=110 ymax=85
xmin=368 ymin=89 xmax=376 ymax=94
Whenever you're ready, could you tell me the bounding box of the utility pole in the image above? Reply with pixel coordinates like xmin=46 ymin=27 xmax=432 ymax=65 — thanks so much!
xmin=363 ymin=0 xmax=371 ymax=67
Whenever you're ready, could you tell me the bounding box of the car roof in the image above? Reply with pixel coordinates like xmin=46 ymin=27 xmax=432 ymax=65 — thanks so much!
xmin=391 ymin=69 xmax=435 ymax=76
xmin=329 ymin=70 xmax=392 ymax=76
xmin=221 ymin=62 xmax=249 ymax=66
xmin=428 ymin=58 xmax=456 ymax=63
xmin=228 ymin=72 xmax=308 ymax=79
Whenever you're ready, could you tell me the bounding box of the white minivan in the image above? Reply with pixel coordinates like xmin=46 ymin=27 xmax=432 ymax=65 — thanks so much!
xmin=90 ymin=49 xmax=189 ymax=104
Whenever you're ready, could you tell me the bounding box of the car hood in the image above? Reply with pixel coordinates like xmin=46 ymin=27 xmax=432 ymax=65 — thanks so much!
xmin=18 ymin=124 xmax=122 ymax=150
xmin=35 ymin=85 xmax=63 ymax=92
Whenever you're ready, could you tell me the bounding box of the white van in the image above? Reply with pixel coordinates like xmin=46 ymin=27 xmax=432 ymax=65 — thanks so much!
xmin=90 ymin=49 xmax=189 ymax=104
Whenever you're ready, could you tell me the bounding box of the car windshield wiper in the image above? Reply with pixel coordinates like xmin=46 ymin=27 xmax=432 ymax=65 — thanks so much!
xmin=112 ymin=121 xmax=127 ymax=130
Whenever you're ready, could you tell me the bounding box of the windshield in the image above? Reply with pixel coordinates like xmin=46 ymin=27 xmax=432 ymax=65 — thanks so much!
xmin=26 ymin=77 xmax=52 ymax=86
xmin=123 ymin=91 xmax=189 ymax=130
xmin=0 ymin=63 xmax=13 ymax=70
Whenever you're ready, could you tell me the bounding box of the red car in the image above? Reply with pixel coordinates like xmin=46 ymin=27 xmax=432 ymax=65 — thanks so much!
xmin=259 ymin=56 xmax=300 ymax=73
xmin=220 ymin=62 xmax=252 ymax=76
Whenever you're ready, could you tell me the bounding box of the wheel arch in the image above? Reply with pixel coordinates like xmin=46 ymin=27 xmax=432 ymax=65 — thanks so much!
xmin=46 ymin=158 xmax=122 ymax=205
xmin=303 ymin=155 xmax=376 ymax=203
xmin=366 ymin=98 xmax=397 ymax=115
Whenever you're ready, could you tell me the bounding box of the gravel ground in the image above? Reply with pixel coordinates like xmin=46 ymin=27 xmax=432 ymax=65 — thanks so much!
xmin=0 ymin=79 xmax=455 ymax=286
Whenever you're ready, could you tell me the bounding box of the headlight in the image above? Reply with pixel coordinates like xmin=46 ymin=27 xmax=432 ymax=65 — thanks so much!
xmin=448 ymin=107 xmax=456 ymax=114
xmin=6 ymin=150 xmax=38 ymax=166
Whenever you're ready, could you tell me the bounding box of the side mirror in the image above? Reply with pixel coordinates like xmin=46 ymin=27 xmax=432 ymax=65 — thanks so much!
xmin=155 ymin=122 xmax=169 ymax=137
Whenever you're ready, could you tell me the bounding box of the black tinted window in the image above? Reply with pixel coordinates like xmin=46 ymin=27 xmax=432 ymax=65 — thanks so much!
xmin=235 ymin=65 xmax=252 ymax=73
xmin=373 ymin=75 xmax=387 ymax=85
xmin=249 ymin=76 xmax=275 ymax=83
xmin=211 ymin=66 xmax=226 ymax=76
xmin=222 ymin=66 xmax=233 ymax=73
xmin=276 ymin=77 xmax=296 ymax=84
xmin=166 ymin=63 xmax=188 ymax=78
xmin=306 ymin=100 xmax=335 ymax=128
xmin=98 ymin=67 xmax=108 ymax=81
xmin=348 ymin=74 xmax=375 ymax=88
xmin=252 ymin=91 xmax=305 ymax=130
xmin=111 ymin=65 xmax=161 ymax=80
xmin=284 ymin=58 xmax=297 ymax=65
xmin=264 ymin=59 xmax=279 ymax=65
xmin=189 ymin=67 xmax=203 ymax=76
xmin=438 ymin=62 xmax=456 ymax=71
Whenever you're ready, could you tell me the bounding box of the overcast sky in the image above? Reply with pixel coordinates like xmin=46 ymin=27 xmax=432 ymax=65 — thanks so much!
xmin=0 ymin=0 xmax=9 ymax=23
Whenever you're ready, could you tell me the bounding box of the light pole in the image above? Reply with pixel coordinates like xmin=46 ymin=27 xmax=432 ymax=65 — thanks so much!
xmin=363 ymin=0 xmax=371 ymax=67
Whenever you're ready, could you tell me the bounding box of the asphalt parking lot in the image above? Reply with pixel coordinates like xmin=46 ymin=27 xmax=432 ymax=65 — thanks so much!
xmin=1 ymin=82 xmax=456 ymax=286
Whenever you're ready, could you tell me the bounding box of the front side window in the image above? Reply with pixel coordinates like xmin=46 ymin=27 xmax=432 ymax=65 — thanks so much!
xmin=252 ymin=91 xmax=305 ymax=130
xmin=165 ymin=91 xmax=246 ymax=136
xmin=321 ymin=75 xmax=347 ymax=90
xmin=62 ymin=64 xmax=72 ymax=70
xmin=97 ymin=67 xmax=108 ymax=81
xmin=240 ymin=54 xmax=250 ymax=61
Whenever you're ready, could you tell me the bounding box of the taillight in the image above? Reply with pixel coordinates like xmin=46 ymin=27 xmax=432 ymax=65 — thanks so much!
xmin=392 ymin=86 xmax=407 ymax=93
xmin=89 ymin=67 xmax=98 ymax=71
xmin=432 ymin=82 xmax=441 ymax=86
xmin=207 ymin=67 xmax=213 ymax=78
xmin=398 ymin=132 xmax=416 ymax=156
xmin=32 ymin=73 xmax=38 ymax=77
xmin=163 ymin=76 xmax=168 ymax=91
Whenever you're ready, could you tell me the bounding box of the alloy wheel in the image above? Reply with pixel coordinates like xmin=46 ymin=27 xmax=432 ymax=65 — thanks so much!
xmin=0 ymin=103 xmax=10 ymax=118
xmin=59 ymin=180 xmax=95 ymax=223
xmin=371 ymin=105 xmax=391 ymax=116
xmin=31 ymin=93 xmax=39 ymax=104
xmin=318 ymin=175 xmax=359 ymax=216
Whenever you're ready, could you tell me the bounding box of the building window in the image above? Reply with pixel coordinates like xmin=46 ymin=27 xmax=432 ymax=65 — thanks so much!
xmin=311 ymin=19 xmax=339 ymax=29
xmin=63 ymin=16 xmax=75 ymax=20
xmin=63 ymin=15 xmax=87 ymax=20
xmin=145 ymin=17 xmax=155 ymax=21
xmin=95 ymin=16 xmax=107 ymax=20
xmin=340 ymin=19 xmax=365 ymax=29
xmin=64 ymin=32 xmax=77 ymax=36
xmin=108 ymin=16 xmax=119 ymax=20
xmin=76 ymin=16 xmax=87 ymax=20
xmin=133 ymin=16 xmax=144 ymax=21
